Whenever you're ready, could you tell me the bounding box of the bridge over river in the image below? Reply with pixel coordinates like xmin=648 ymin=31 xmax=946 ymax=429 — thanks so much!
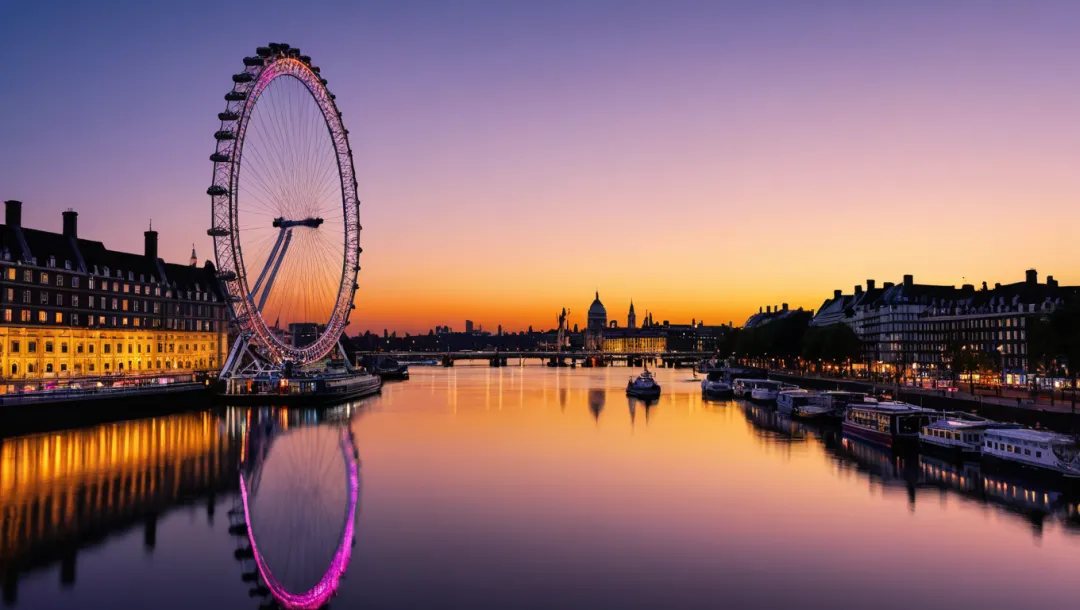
xmin=356 ymin=350 xmax=715 ymax=368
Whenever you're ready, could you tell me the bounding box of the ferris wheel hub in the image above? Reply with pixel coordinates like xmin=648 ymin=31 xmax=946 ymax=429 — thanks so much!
xmin=272 ymin=217 xmax=323 ymax=229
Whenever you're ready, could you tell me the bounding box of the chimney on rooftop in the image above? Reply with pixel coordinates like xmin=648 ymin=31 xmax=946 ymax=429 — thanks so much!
xmin=833 ymin=289 xmax=842 ymax=299
xmin=766 ymin=305 xmax=771 ymax=314
xmin=782 ymin=303 xmax=788 ymax=311
xmin=903 ymin=274 xmax=913 ymax=287
xmin=4 ymin=200 xmax=22 ymax=227
xmin=62 ymin=209 xmax=78 ymax=238
xmin=1026 ymin=269 xmax=1038 ymax=286
xmin=962 ymin=284 xmax=975 ymax=292
xmin=995 ymin=282 xmax=1002 ymax=290
xmin=883 ymin=282 xmax=895 ymax=289
xmin=854 ymin=284 xmax=863 ymax=295
xmin=866 ymin=279 xmax=875 ymax=291
xmin=1047 ymin=275 xmax=1058 ymax=288
xmin=144 ymin=223 xmax=158 ymax=260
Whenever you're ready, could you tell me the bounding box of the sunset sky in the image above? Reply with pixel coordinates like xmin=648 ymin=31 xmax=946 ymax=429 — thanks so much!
xmin=1 ymin=1 xmax=1079 ymax=334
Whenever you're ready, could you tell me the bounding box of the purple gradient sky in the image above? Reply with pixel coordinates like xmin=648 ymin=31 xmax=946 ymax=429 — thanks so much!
xmin=1 ymin=1 xmax=1078 ymax=333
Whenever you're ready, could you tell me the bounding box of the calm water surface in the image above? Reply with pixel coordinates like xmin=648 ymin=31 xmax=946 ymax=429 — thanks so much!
xmin=2 ymin=366 xmax=1079 ymax=610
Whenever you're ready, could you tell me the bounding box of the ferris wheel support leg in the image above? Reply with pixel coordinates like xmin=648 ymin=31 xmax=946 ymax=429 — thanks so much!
xmin=249 ymin=228 xmax=288 ymax=302
xmin=221 ymin=334 xmax=251 ymax=379
xmin=256 ymin=229 xmax=293 ymax=312
xmin=337 ymin=336 xmax=356 ymax=373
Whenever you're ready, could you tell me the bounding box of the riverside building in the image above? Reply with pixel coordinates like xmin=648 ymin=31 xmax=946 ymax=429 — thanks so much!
xmin=0 ymin=200 xmax=227 ymax=392
xmin=810 ymin=271 xmax=1077 ymax=384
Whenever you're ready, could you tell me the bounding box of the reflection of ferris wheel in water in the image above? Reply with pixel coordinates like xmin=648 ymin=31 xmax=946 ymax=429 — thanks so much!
xmin=207 ymin=43 xmax=360 ymax=374
xmin=230 ymin=412 xmax=360 ymax=610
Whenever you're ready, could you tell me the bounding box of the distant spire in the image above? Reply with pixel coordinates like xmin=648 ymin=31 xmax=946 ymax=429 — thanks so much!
xmin=189 ymin=243 xmax=197 ymax=266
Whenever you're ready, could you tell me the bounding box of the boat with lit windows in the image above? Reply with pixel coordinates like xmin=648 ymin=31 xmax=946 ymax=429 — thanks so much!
xmin=626 ymin=367 xmax=662 ymax=400
xmin=700 ymin=371 xmax=733 ymax=399
xmin=982 ymin=428 xmax=1080 ymax=479
xmin=919 ymin=413 xmax=1021 ymax=459
xmin=842 ymin=401 xmax=940 ymax=448
xmin=221 ymin=367 xmax=382 ymax=406
xmin=777 ymin=389 xmax=833 ymax=419
xmin=749 ymin=380 xmax=784 ymax=403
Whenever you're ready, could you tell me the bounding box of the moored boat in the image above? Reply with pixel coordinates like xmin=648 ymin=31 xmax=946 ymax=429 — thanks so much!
xmin=842 ymin=401 xmax=940 ymax=448
xmin=221 ymin=370 xmax=382 ymax=406
xmin=982 ymin=428 xmax=1080 ymax=479
xmin=749 ymin=380 xmax=784 ymax=403
xmin=919 ymin=413 xmax=1020 ymax=458
xmin=777 ymin=389 xmax=834 ymax=419
xmin=700 ymin=371 xmax=733 ymax=399
xmin=626 ymin=368 xmax=662 ymax=400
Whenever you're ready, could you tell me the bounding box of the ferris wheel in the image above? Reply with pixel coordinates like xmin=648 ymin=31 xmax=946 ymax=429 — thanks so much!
xmin=207 ymin=43 xmax=360 ymax=373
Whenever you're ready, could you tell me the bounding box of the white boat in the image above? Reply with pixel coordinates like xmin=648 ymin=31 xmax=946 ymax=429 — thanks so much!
xmin=919 ymin=413 xmax=1020 ymax=457
xmin=732 ymin=378 xmax=765 ymax=398
xmin=982 ymin=428 xmax=1080 ymax=478
xmin=626 ymin=368 xmax=662 ymax=400
xmin=777 ymin=389 xmax=832 ymax=419
xmin=700 ymin=371 xmax=733 ymax=399
xmin=749 ymin=380 xmax=783 ymax=403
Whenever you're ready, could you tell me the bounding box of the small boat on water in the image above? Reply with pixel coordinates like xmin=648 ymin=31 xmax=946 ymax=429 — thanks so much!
xmin=842 ymin=401 xmax=940 ymax=448
xmin=777 ymin=389 xmax=834 ymax=419
xmin=919 ymin=413 xmax=1021 ymax=458
xmin=700 ymin=371 xmax=733 ymax=399
xmin=819 ymin=391 xmax=868 ymax=420
xmin=626 ymin=368 xmax=662 ymax=400
xmin=749 ymin=380 xmax=784 ymax=403
xmin=732 ymin=378 xmax=767 ymax=398
xmin=372 ymin=356 xmax=409 ymax=380
xmin=982 ymin=428 xmax=1080 ymax=479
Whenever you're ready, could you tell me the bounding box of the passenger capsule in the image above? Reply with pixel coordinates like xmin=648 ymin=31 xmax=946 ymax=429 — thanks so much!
xmin=242 ymin=56 xmax=263 ymax=67
xmin=206 ymin=227 xmax=229 ymax=237
xmin=225 ymin=91 xmax=247 ymax=102
xmin=232 ymin=72 xmax=254 ymax=83
xmin=256 ymin=46 xmax=271 ymax=57
xmin=209 ymin=152 xmax=230 ymax=163
xmin=214 ymin=130 xmax=236 ymax=141
xmin=299 ymin=55 xmax=311 ymax=64
xmin=206 ymin=185 xmax=229 ymax=196
xmin=218 ymin=111 xmax=239 ymax=121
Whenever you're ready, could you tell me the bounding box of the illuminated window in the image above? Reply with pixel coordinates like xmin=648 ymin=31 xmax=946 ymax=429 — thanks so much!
xmin=123 ymin=284 xmax=130 ymax=293
xmin=37 ymin=311 xmax=46 ymax=322
xmin=88 ymin=278 xmax=95 ymax=290
xmin=20 ymin=310 xmax=30 ymax=322
xmin=5 ymin=268 xmax=13 ymax=280
xmin=1 ymin=309 xmax=8 ymax=322
xmin=22 ymin=270 xmax=30 ymax=282
xmin=122 ymin=299 xmax=128 ymax=311
xmin=39 ymin=272 xmax=48 ymax=284
xmin=55 ymin=312 xmax=62 ymax=323
xmin=111 ymin=298 xmax=117 ymax=310
xmin=112 ymin=282 xmax=118 ymax=291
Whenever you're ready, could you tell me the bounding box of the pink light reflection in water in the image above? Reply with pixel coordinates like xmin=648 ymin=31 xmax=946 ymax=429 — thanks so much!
xmin=239 ymin=428 xmax=359 ymax=610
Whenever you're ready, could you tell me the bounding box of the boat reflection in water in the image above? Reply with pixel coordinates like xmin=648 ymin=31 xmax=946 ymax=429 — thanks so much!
xmin=920 ymin=454 xmax=1080 ymax=537
xmin=741 ymin=402 xmax=812 ymax=444
xmin=230 ymin=407 xmax=361 ymax=610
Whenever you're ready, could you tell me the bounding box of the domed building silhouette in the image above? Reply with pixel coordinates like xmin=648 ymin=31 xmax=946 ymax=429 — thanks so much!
xmin=587 ymin=291 xmax=607 ymax=331
xmin=585 ymin=291 xmax=607 ymax=350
